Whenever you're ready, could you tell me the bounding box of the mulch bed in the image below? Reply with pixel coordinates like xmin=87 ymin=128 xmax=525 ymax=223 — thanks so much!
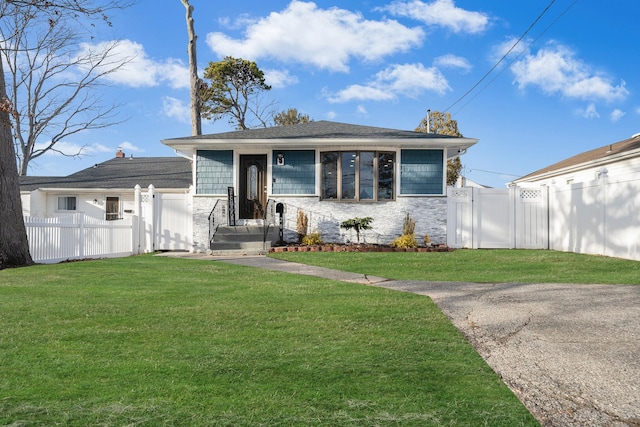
xmin=269 ymin=244 xmax=453 ymax=253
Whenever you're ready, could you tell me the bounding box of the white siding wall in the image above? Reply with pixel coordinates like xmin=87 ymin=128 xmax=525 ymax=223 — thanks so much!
xmin=519 ymin=156 xmax=640 ymax=187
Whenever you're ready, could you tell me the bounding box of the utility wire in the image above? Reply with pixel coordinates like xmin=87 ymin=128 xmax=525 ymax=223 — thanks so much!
xmin=443 ymin=0 xmax=557 ymax=114
xmin=467 ymin=167 xmax=520 ymax=178
xmin=451 ymin=0 xmax=579 ymax=116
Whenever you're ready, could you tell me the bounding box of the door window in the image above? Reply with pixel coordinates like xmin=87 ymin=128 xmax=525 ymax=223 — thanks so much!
xmin=106 ymin=197 xmax=120 ymax=220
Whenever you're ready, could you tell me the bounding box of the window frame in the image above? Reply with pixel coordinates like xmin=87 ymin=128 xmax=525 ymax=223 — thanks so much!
xmin=320 ymin=150 xmax=396 ymax=202
xmin=56 ymin=195 xmax=77 ymax=212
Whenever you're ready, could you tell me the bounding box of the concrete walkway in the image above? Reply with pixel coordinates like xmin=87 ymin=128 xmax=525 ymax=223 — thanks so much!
xmin=158 ymin=253 xmax=640 ymax=427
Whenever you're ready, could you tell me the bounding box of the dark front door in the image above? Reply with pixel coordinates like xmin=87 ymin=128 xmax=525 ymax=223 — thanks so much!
xmin=239 ymin=155 xmax=267 ymax=220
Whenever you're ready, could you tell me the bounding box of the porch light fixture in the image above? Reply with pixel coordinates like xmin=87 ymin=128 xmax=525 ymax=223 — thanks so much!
xmin=276 ymin=153 xmax=285 ymax=166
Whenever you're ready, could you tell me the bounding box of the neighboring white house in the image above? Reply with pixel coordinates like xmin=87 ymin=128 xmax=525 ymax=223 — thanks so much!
xmin=20 ymin=149 xmax=194 ymax=252
xmin=510 ymin=133 xmax=640 ymax=187
xmin=163 ymin=120 xmax=478 ymax=251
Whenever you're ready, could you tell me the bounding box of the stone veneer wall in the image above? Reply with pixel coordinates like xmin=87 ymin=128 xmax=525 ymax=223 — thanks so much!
xmin=192 ymin=195 xmax=447 ymax=251
xmin=192 ymin=196 xmax=220 ymax=252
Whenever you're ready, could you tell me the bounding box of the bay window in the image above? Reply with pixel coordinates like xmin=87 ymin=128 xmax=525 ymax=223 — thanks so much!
xmin=321 ymin=151 xmax=395 ymax=201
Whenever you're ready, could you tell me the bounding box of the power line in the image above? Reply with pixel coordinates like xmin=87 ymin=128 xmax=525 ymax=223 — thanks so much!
xmin=443 ymin=0 xmax=558 ymax=114
xmin=467 ymin=167 xmax=520 ymax=178
xmin=450 ymin=0 xmax=579 ymax=116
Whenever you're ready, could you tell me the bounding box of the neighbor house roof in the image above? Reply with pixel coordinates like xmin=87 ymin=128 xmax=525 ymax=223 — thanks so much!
xmin=20 ymin=157 xmax=192 ymax=191
xmin=162 ymin=120 xmax=478 ymax=157
xmin=512 ymin=133 xmax=640 ymax=184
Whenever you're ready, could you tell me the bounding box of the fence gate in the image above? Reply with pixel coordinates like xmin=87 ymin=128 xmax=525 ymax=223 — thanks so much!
xmin=447 ymin=187 xmax=548 ymax=249
xmin=138 ymin=187 xmax=192 ymax=252
xmin=154 ymin=193 xmax=192 ymax=251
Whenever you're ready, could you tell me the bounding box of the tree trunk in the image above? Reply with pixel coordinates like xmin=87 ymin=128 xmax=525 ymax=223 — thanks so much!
xmin=181 ymin=0 xmax=202 ymax=136
xmin=0 ymin=60 xmax=33 ymax=269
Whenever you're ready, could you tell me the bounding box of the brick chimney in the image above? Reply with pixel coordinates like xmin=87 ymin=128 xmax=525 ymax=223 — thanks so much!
xmin=116 ymin=147 xmax=125 ymax=158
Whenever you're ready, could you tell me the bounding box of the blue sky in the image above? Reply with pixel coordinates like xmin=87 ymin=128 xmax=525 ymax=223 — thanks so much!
xmin=28 ymin=0 xmax=640 ymax=188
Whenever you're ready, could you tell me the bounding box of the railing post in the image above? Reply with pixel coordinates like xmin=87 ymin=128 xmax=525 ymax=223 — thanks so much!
xmin=227 ymin=186 xmax=235 ymax=226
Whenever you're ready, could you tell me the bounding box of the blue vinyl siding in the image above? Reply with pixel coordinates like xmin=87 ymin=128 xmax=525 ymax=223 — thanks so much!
xmin=400 ymin=149 xmax=444 ymax=195
xmin=272 ymin=150 xmax=315 ymax=195
xmin=196 ymin=150 xmax=233 ymax=194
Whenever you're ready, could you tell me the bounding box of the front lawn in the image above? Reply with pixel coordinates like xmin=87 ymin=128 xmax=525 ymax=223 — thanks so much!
xmin=0 ymin=255 xmax=537 ymax=426
xmin=269 ymin=249 xmax=640 ymax=284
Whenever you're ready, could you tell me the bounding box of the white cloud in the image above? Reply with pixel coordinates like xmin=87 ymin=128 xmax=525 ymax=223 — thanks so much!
xmin=328 ymin=63 xmax=449 ymax=103
xmin=510 ymin=42 xmax=629 ymax=102
xmin=491 ymin=36 xmax=531 ymax=63
xmin=610 ymin=109 xmax=625 ymax=122
xmin=206 ymin=1 xmax=424 ymax=72
xmin=37 ymin=141 xmax=112 ymax=157
xmin=578 ymin=103 xmax=600 ymax=119
xmin=433 ymin=54 xmax=471 ymax=72
xmin=379 ymin=0 xmax=490 ymax=34
xmin=77 ymin=39 xmax=189 ymax=89
xmin=356 ymin=105 xmax=368 ymax=115
xmin=119 ymin=141 xmax=143 ymax=153
xmin=162 ymin=96 xmax=190 ymax=124
xmin=264 ymin=68 xmax=299 ymax=89
xmin=326 ymin=111 xmax=337 ymax=120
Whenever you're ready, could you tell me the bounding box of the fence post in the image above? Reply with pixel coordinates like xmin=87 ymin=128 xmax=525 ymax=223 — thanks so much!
xmin=148 ymin=184 xmax=156 ymax=252
xmin=599 ymin=169 xmax=608 ymax=256
xmin=77 ymin=213 xmax=85 ymax=259
xmin=134 ymin=185 xmax=141 ymax=254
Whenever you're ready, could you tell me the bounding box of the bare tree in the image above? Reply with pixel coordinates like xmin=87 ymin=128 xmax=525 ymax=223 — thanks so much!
xmin=0 ymin=0 xmax=133 ymax=269
xmin=2 ymin=5 xmax=130 ymax=175
xmin=180 ymin=0 xmax=201 ymax=136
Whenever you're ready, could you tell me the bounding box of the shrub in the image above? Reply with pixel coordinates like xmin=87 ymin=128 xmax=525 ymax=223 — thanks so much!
xmin=391 ymin=233 xmax=418 ymax=249
xmin=297 ymin=210 xmax=308 ymax=242
xmin=402 ymin=213 xmax=416 ymax=235
xmin=302 ymin=231 xmax=323 ymax=246
xmin=340 ymin=217 xmax=373 ymax=243
xmin=424 ymin=234 xmax=431 ymax=245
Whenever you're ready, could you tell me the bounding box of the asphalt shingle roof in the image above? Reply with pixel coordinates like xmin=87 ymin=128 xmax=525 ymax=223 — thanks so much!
xmin=163 ymin=120 xmax=459 ymax=141
xmin=516 ymin=134 xmax=640 ymax=181
xmin=20 ymin=157 xmax=192 ymax=191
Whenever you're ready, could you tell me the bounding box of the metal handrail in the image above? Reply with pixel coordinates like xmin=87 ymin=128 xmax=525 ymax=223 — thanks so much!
xmin=208 ymin=199 xmax=228 ymax=245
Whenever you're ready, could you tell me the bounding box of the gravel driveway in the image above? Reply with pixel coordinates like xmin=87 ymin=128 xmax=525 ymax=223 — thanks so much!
xmin=376 ymin=280 xmax=640 ymax=427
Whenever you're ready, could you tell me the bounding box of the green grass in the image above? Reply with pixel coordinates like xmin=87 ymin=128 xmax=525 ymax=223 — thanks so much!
xmin=0 ymin=255 xmax=537 ymax=426
xmin=270 ymin=249 xmax=640 ymax=284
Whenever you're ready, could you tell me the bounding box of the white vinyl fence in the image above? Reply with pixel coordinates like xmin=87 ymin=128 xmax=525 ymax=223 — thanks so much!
xmin=24 ymin=185 xmax=193 ymax=264
xmin=447 ymin=187 xmax=548 ymax=250
xmin=447 ymin=176 xmax=640 ymax=261
xmin=549 ymin=177 xmax=640 ymax=261
xmin=25 ymin=214 xmax=134 ymax=264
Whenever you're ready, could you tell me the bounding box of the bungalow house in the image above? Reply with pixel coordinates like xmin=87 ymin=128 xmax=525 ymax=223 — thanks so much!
xmin=162 ymin=121 xmax=478 ymax=251
xmin=510 ymin=132 xmax=640 ymax=187
xmin=20 ymin=150 xmax=194 ymax=251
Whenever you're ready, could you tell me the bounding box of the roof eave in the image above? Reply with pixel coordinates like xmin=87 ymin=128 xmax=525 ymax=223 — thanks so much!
xmin=511 ymin=147 xmax=640 ymax=184
xmin=162 ymin=137 xmax=478 ymax=156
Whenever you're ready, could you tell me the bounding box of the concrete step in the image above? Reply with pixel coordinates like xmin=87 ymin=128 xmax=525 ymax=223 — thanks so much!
xmin=206 ymin=249 xmax=271 ymax=257
xmin=211 ymin=225 xmax=279 ymax=252
xmin=213 ymin=226 xmax=276 ymax=242
xmin=210 ymin=241 xmax=271 ymax=251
